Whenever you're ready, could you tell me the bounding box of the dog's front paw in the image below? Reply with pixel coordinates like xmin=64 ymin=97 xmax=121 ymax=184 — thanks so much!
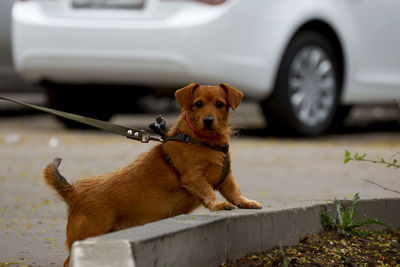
xmin=237 ymin=200 xmax=262 ymax=209
xmin=209 ymin=201 xmax=236 ymax=211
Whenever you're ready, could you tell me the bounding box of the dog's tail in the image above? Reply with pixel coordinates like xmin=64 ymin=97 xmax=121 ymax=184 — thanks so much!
xmin=43 ymin=158 xmax=74 ymax=203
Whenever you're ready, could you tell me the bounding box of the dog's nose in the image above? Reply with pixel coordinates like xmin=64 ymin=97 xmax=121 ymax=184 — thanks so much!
xmin=203 ymin=115 xmax=214 ymax=127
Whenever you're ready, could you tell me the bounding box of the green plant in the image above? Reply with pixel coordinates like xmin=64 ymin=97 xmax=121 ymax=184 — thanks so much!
xmin=344 ymin=150 xmax=400 ymax=169
xmin=279 ymin=244 xmax=288 ymax=267
xmin=344 ymin=150 xmax=400 ymax=195
xmin=321 ymin=193 xmax=389 ymax=236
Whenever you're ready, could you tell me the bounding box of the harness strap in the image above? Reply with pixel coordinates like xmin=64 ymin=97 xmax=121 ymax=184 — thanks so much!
xmin=162 ymin=133 xmax=230 ymax=190
xmin=213 ymin=152 xmax=231 ymax=190
xmin=164 ymin=133 xmax=229 ymax=153
xmin=161 ymin=144 xmax=180 ymax=176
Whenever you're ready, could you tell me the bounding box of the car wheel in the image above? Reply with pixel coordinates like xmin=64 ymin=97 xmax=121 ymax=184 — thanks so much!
xmin=44 ymin=82 xmax=113 ymax=128
xmin=262 ymin=31 xmax=342 ymax=136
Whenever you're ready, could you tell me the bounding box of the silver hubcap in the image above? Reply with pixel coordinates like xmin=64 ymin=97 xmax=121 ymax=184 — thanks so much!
xmin=288 ymin=46 xmax=336 ymax=127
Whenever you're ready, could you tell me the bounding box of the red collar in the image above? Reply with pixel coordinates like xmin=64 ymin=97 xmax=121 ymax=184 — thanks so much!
xmin=185 ymin=112 xmax=222 ymax=140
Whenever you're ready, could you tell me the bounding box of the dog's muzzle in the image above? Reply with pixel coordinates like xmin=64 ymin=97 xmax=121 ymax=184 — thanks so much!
xmin=203 ymin=115 xmax=214 ymax=129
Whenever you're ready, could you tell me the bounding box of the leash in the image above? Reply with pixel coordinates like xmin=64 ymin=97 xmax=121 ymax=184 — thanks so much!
xmin=0 ymin=96 xmax=164 ymax=143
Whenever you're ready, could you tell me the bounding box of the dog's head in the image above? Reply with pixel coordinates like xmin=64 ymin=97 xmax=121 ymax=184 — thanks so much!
xmin=175 ymin=83 xmax=243 ymax=137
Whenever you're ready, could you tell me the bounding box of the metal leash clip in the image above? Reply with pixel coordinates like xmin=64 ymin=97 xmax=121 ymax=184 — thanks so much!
xmin=126 ymin=129 xmax=163 ymax=143
xmin=148 ymin=115 xmax=167 ymax=141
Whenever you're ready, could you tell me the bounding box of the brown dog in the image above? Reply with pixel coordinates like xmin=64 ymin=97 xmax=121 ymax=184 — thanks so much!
xmin=43 ymin=83 xmax=262 ymax=267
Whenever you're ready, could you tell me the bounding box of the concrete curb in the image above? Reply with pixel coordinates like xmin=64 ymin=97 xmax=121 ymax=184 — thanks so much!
xmin=70 ymin=198 xmax=400 ymax=267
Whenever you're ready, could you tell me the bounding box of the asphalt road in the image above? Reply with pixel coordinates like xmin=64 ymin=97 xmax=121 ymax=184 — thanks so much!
xmin=0 ymin=96 xmax=400 ymax=266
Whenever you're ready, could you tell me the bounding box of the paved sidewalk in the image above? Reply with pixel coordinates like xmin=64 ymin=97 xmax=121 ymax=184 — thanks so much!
xmin=1 ymin=114 xmax=400 ymax=266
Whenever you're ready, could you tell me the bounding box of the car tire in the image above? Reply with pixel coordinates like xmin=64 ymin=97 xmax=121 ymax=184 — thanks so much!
xmin=262 ymin=31 xmax=342 ymax=136
xmin=44 ymin=82 xmax=113 ymax=128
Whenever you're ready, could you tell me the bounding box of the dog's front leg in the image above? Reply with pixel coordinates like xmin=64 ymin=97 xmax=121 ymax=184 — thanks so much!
xmin=218 ymin=174 xmax=262 ymax=209
xmin=181 ymin=174 xmax=235 ymax=211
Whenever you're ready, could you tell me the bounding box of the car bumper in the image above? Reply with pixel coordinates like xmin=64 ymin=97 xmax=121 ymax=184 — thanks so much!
xmin=12 ymin=0 xmax=288 ymax=98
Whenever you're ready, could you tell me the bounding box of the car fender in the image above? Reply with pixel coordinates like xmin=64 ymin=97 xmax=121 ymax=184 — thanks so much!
xmin=253 ymin=0 xmax=353 ymax=104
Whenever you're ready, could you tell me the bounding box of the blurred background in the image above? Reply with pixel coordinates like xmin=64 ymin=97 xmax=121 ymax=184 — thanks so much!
xmin=1 ymin=1 xmax=400 ymax=266
xmin=1 ymin=0 xmax=400 ymax=135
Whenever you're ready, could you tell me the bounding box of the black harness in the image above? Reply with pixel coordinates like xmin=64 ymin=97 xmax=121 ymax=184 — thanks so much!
xmin=162 ymin=133 xmax=230 ymax=190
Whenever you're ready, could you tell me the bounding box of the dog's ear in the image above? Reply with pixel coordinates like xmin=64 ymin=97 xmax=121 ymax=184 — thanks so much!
xmin=220 ymin=83 xmax=244 ymax=111
xmin=175 ymin=83 xmax=199 ymax=110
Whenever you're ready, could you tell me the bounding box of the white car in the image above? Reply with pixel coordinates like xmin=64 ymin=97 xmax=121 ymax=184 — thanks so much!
xmin=12 ymin=0 xmax=400 ymax=135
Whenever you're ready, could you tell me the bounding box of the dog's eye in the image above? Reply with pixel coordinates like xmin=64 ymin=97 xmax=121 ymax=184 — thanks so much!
xmin=195 ymin=101 xmax=203 ymax=108
xmin=216 ymin=102 xmax=224 ymax=109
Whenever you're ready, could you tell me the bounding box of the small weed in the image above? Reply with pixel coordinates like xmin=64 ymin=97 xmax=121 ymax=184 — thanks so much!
xmin=344 ymin=150 xmax=400 ymax=195
xmin=321 ymin=193 xmax=389 ymax=236
xmin=344 ymin=150 xmax=400 ymax=169
xmin=279 ymin=244 xmax=288 ymax=267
